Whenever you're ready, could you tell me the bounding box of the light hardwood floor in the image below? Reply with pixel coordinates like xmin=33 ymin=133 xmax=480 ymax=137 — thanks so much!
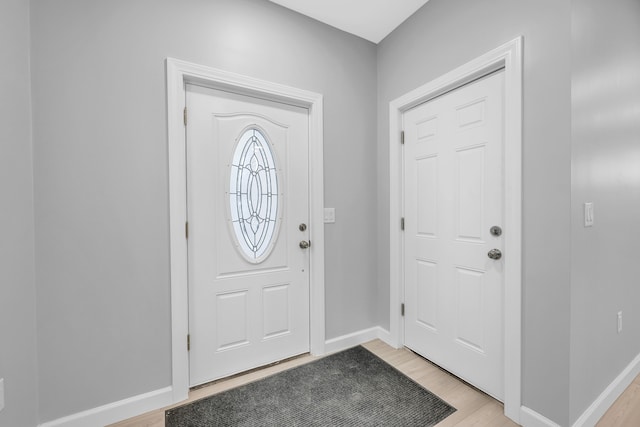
xmin=110 ymin=340 xmax=639 ymax=427
xmin=597 ymin=373 xmax=640 ymax=426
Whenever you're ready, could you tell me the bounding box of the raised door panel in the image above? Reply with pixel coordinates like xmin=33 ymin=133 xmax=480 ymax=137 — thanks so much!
xmin=404 ymin=71 xmax=505 ymax=400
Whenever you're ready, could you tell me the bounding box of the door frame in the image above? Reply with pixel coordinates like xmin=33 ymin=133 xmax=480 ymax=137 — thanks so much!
xmin=166 ymin=58 xmax=325 ymax=403
xmin=388 ymin=37 xmax=523 ymax=422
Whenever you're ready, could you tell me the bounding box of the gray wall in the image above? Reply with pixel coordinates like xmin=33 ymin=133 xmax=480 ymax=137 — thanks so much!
xmin=21 ymin=0 xmax=640 ymax=424
xmin=570 ymin=0 xmax=640 ymax=423
xmin=0 ymin=0 xmax=38 ymax=426
xmin=376 ymin=0 xmax=572 ymax=425
xmin=30 ymin=0 xmax=377 ymax=422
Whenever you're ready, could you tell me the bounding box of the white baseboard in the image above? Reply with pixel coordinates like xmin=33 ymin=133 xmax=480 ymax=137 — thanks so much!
xmin=571 ymin=350 xmax=640 ymax=427
xmin=38 ymin=386 xmax=173 ymax=427
xmin=376 ymin=327 xmax=393 ymax=347
xmin=35 ymin=342 xmax=638 ymax=427
xmin=38 ymin=327 xmax=391 ymax=427
xmin=520 ymin=351 xmax=640 ymax=427
xmin=520 ymin=406 xmax=562 ymax=427
xmin=324 ymin=326 xmax=391 ymax=354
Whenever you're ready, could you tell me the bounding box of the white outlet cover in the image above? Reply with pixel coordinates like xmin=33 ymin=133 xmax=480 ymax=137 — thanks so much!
xmin=0 ymin=378 xmax=5 ymax=412
xmin=618 ymin=311 xmax=623 ymax=334
xmin=584 ymin=202 xmax=594 ymax=227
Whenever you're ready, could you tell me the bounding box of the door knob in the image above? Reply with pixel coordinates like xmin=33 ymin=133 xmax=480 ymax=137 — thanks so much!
xmin=487 ymin=249 xmax=502 ymax=260
xmin=299 ymin=240 xmax=311 ymax=249
xmin=490 ymin=226 xmax=502 ymax=237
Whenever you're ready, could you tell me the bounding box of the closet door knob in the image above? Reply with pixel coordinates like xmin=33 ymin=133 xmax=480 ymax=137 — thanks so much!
xmin=488 ymin=249 xmax=502 ymax=260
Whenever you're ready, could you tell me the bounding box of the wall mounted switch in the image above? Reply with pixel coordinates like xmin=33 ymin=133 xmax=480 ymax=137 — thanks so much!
xmin=324 ymin=208 xmax=336 ymax=224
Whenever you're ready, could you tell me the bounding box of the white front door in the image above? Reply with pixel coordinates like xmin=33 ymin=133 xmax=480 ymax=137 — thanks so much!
xmin=403 ymin=70 xmax=505 ymax=400
xmin=186 ymin=84 xmax=310 ymax=386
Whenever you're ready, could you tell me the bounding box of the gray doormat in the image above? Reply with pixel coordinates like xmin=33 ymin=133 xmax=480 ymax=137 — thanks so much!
xmin=166 ymin=346 xmax=456 ymax=426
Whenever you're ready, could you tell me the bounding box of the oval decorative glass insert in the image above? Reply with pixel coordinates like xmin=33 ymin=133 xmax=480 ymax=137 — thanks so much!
xmin=229 ymin=128 xmax=280 ymax=262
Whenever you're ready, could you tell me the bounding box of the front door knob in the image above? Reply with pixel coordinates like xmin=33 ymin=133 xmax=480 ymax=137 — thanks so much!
xmin=488 ymin=249 xmax=502 ymax=260
xmin=299 ymin=240 xmax=311 ymax=249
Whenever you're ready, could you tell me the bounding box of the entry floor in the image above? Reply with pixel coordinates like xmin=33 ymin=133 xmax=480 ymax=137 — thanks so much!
xmin=109 ymin=339 xmax=638 ymax=426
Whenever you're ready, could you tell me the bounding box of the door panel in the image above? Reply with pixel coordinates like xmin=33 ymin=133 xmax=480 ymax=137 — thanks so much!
xmin=187 ymin=84 xmax=310 ymax=386
xmin=403 ymin=71 xmax=505 ymax=400
xmin=416 ymin=156 xmax=438 ymax=236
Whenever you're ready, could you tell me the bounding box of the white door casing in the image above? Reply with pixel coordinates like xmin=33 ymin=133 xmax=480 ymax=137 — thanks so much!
xmin=167 ymin=59 xmax=325 ymax=402
xmin=403 ymin=71 xmax=505 ymax=400
xmin=389 ymin=37 xmax=522 ymax=422
xmin=186 ymin=85 xmax=310 ymax=385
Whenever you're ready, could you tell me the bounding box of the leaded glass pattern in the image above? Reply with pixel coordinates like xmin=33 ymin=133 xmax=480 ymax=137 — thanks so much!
xmin=229 ymin=128 xmax=280 ymax=262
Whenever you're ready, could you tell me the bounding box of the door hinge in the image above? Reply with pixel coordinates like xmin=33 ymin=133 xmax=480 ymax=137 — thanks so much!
xmin=401 ymin=303 xmax=405 ymax=317
xmin=187 ymin=334 xmax=191 ymax=351
xmin=185 ymin=221 xmax=189 ymax=239
xmin=401 ymin=217 xmax=405 ymax=230
xmin=183 ymin=107 xmax=188 ymax=126
xmin=401 ymin=131 xmax=405 ymax=144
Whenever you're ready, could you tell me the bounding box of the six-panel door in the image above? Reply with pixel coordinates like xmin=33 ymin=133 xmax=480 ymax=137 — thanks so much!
xmin=403 ymin=71 xmax=506 ymax=400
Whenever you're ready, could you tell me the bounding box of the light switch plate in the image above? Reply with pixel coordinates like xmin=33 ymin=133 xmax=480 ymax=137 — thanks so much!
xmin=584 ymin=202 xmax=594 ymax=227
xmin=324 ymin=208 xmax=336 ymax=223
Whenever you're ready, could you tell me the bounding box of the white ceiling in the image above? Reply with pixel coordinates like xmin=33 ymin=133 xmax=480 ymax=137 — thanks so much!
xmin=268 ymin=0 xmax=430 ymax=44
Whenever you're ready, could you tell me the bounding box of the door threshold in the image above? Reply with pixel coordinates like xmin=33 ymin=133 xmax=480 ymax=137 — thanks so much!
xmin=405 ymin=346 xmax=502 ymax=403
xmin=190 ymin=352 xmax=312 ymax=391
